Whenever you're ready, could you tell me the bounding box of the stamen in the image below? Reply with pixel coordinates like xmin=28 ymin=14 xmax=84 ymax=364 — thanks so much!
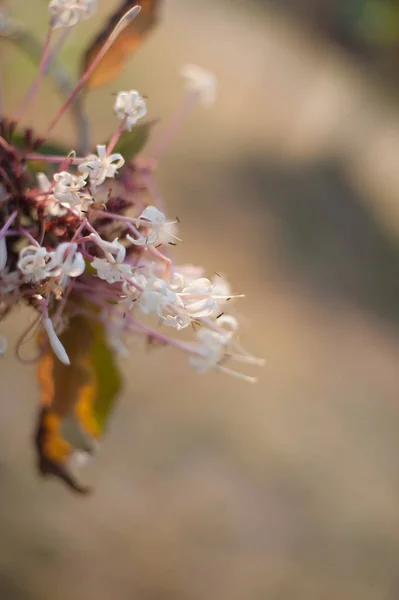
xmin=218 ymin=365 xmax=258 ymax=383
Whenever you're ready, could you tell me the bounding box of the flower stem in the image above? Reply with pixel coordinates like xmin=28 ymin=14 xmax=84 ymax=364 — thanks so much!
xmin=47 ymin=6 xmax=141 ymax=134
xmin=150 ymin=90 xmax=199 ymax=162
xmin=25 ymin=153 xmax=84 ymax=164
xmin=13 ymin=25 xmax=53 ymax=123
xmin=0 ymin=211 xmax=18 ymax=241
xmin=107 ymin=118 xmax=127 ymax=154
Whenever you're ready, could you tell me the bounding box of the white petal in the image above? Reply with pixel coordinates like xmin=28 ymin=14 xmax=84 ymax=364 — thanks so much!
xmin=0 ymin=237 xmax=7 ymax=271
xmin=43 ymin=317 xmax=70 ymax=365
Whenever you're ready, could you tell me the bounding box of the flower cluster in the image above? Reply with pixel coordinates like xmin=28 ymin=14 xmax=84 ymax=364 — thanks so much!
xmin=0 ymin=2 xmax=263 ymax=384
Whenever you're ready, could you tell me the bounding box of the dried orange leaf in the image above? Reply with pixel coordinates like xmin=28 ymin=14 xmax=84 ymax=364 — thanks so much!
xmin=35 ymin=314 xmax=122 ymax=494
xmin=82 ymin=0 xmax=161 ymax=90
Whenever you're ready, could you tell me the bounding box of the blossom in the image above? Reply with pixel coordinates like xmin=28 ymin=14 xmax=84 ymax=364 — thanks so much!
xmin=181 ymin=64 xmax=217 ymax=107
xmin=90 ymin=235 xmax=132 ymax=284
xmin=178 ymin=276 xmax=236 ymax=318
xmin=114 ymin=90 xmax=147 ymax=131
xmin=37 ymin=172 xmax=67 ymax=217
xmin=17 ymin=245 xmax=52 ymax=283
xmin=121 ymin=274 xmax=147 ymax=311
xmin=127 ymin=206 xmax=178 ymax=247
xmin=48 ymin=0 xmax=97 ymax=28
xmin=53 ymin=171 xmax=89 ymax=210
xmin=189 ymin=328 xmax=226 ymax=373
xmin=189 ymin=315 xmax=238 ymax=373
xmin=211 ymin=274 xmax=231 ymax=304
xmin=78 ymin=145 xmax=125 ymax=188
xmin=47 ymin=242 xmax=86 ymax=282
xmin=137 ymin=275 xmax=190 ymax=329
xmin=189 ymin=316 xmax=263 ymax=382
xmin=179 ymin=278 xmax=219 ymax=318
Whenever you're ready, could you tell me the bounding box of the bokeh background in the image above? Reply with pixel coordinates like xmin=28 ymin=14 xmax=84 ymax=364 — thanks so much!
xmin=2 ymin=0 xmax=399 ymax=598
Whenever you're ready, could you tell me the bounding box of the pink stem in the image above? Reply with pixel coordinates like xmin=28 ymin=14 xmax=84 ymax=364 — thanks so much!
xmin=52 ymin=278 xmax=75 ymax=327
xmin=0 ymin=211 xmax=18 ymax=241
xmin=47 ymin=6 xmax=141 ymax=134
xmin=71 ymin=218 xmax=88 ymax=242
xmin=107 ymin=118 xmax=127 ymax=154
xmin=13 ymin=25 xmax=53 ymax=122
xmin=125 ymin=222 xmax=172 ymax=280
xmin=150 ymin=90 xmax=199 ymax=162
xmin=90 ymin=209 xmax=136 ymax=223
xmin=19 ymin=228 xmax=40 ymax=247
xmin=43 ymin=27 xmax=71 ymax=76
xmin=25 ymin=153 xmax=84 ymax=164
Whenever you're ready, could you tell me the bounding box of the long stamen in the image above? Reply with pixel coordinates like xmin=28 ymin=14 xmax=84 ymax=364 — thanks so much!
xmin=218 ymin=365 xmax=258 ymax=384
xmin=47 ymin=6 xmax=141 ymax=133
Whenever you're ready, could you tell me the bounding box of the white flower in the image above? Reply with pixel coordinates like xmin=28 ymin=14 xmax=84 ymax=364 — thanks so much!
xmin=90 ymin=235 xmax=132 ymax=284
xmin=114 ymin=90 xmax=147 ymax=131
xmin=189 ymin=316 xmax=237 ymax=373
xmin=179 ymin=278 xmax=219 ymax=318
xmin=137 ymin=275 xmax=190 ymax=329
xmin=181 ymin=64 xmax=217 ymax=107
xmin=18 ymin=245 xmax=52 ymax=283
xmin=92 ymin=257 xmax=132 ymax=284
xmin=178 ymin=277 xmax=236 ymax=318
xmin=189 ymin=328 xmax=226 ymax=373
xmin=49 ymin=0 xmax=97 ymax=29
xmin=211 ymin=274 xmax=231 ymax=304
xmin=37 ymin=172 xmax=67 ymax=217
xmin=127 ymin=206 xmax=179 ymax=247
xmin=47 ymin=242 xmax=86 ymax=283
xmin=89 ymin=234 xmax=126 ymax=262
xmin=121 ymin=274 xmax=147 ymax=311
xmin=189 ymin=316 xmax=263 ymax=382
xmin=78 ymin=145 xmax=125 ymax=188
xmin=53 ymin=171 xmax=89 ymax=209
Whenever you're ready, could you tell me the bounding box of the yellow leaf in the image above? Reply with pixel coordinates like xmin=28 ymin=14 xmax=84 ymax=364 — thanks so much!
xmin=82 ymin=0 xmax=161 ymax=90
xmin=35 ymin=314 xmax=122 ymax=494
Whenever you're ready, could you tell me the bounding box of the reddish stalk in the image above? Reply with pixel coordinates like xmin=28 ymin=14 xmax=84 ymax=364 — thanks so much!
xmin=13 ymin=25 xmax=53 ymax=123
xmin=47 ymin=6 xmax=141 ymax=134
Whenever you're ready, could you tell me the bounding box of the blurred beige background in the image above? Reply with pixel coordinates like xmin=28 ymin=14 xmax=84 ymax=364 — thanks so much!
xmin=2 ymin=0 xmax=399 ymax=598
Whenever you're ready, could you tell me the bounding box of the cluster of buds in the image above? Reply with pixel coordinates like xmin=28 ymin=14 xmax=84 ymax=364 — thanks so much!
xmin=0 ymin=1 xmax=263 ymax=383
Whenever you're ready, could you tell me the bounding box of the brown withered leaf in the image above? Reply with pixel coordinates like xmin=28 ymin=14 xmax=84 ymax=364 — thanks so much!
xmin=35 ymin=313 xmax=122 ymax=494
xmin=82 ymin=0 xmax=161 ymax=90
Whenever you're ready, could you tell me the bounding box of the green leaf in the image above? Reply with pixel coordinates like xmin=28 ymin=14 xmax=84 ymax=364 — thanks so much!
xmin=12 ymin=132 xmax=68 ymax=157
xmin=112 ymin=120 xmax=158 ymax=161
xmin=35 ymin=311 xmax=122 ymax=495
xmin=12 ymin=131 xmax=70 ymax=176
